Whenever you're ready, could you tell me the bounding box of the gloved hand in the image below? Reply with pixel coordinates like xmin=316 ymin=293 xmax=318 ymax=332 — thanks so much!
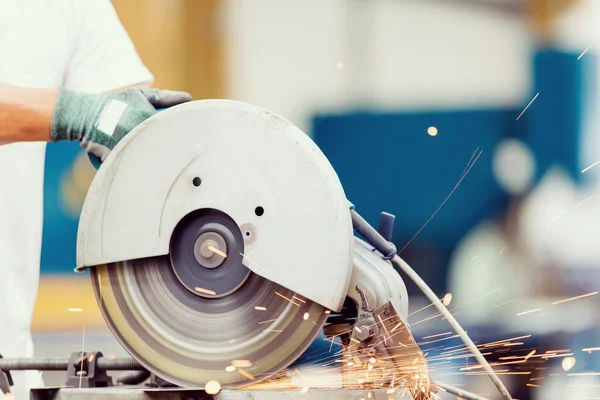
xmin=50 ymin=88 xmax=192 ymax=162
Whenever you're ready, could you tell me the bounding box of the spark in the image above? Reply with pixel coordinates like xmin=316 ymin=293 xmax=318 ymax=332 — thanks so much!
xmin=582 ymin=347 xmax=600 ymax=353
xmin=516 ymin=92 xmax=539 ymax=120
xmin=516 ymin=308 xmax=541 ymax=316
xmin=439 ymin=287 xmax=504 ymax=317
xmin=225 ymin=366 xmax=236 ymax=372
xmin=435 ymin=371 xmax=530 ymax=376
xmin=460 ymin=358 xmax=526 ymax=371
xmin=582 ymin=160 xmax=600 ymax=173
xmin=433 ymin=352 xmax=493 ymax=362
xmin=526 ymin=383 xmax=541 ymax=388
xmin=237 ymin=368 xmax=255 ymax=380
xmin=467 ymin=371 xmax=531 ymax=376
xmin=303 ymin=312 xmax=309 ymax=320
xmin=231 ymin=360 xmax=252 ymax=368
xmin=423 ymin=332 xmax=452 ymax=340
xmin=562 ymin=357 xmax=577 ymax=371
xmin=568 ymin=373 xmax=600 ymax=376
xmin=575 ymin=195 xmax=597 ymax=208
xmin=336 ymin=61 xmax=344 ymax=70
xmin=369 ymin=357 xmax=376 ymax=364
xmin=552 ymin=291 xmax=598 ymax=305
xmin=207 ymin=245 xmax=227 ymax=258
xmin=479 ymin=335 xmax=531 ymax=348
xmin=254 ymin=306 xmax=266 ymax=311
xmin=427 ymin=126 xmax=438 ymax=137
xmin=408 ymin=302 xmax=437 ymax=317
xmin=578 ymin=41 xmax=596 ymax=60
xmin=499 ymin=246 xmax=505 ymax=255
xmin=324 ymin=310 xmax=330 ymax=314
xmin=195 ymin=287 xmax=217 ymax=296
xmin=419 ymin=334 xmax=460 ymax=346
xmin=68 ymin=308 xmax=84 ymax=312
xmin=542 ymin=353 xmax=574 ymax=360
xmin=377 ymin=315 xmax=391 ymax=342
xmin=292 ymin=296 xmax=307 ymax=303
xmin=390 ymin=321 xmax=403 ymax=333
xmin=442 ymin=293 xmax=453 ymax=307
xmin=258 ymin=319 xmax=276 ymax=325
xmin=493 ymin=299 xmax=514 ymax=308
xmin=274 ymin=291 xmax=300 ymax=306
xmin=400 ymin=148 xmax=483 ymax=253
xmin=525 ymin=350 xmax=536 ymax=360
xmin=301 ymin=386 xmax=309 ymax=393
xmin=327 ymin=336 xmax=337 ymax=352
xmin=205 ymin=380 xmax=221 ymax=395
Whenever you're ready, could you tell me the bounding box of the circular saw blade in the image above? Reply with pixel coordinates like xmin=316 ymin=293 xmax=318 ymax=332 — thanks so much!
xmin=91 ymin=257 xmax=327 ymax=388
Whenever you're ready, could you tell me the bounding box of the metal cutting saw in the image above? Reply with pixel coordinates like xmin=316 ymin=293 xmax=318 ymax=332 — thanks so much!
xmin=67 ymin=100 xmax=512 ymax=400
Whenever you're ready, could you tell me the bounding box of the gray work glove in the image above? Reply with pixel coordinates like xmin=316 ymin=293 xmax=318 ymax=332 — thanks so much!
xmin=50 ymin=88 xmax=192 ymax=162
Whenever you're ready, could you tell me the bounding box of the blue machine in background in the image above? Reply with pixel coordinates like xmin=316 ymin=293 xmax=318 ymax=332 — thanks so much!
xmin=41 ymin=141 xmax=82 ymax=274
xmin=313 ymin=109 xmax=514 ymax=293
xmin=40 ymin=51 xmax=589 ymax=295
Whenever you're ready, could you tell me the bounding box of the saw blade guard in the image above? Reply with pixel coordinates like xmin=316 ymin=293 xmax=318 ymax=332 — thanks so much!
xmin=76 ymin=100 xmax=354 ymax=312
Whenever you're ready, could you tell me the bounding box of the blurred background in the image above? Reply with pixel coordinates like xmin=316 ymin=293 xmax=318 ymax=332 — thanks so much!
xmin=35 ymin=0 xmax=600 ymax=398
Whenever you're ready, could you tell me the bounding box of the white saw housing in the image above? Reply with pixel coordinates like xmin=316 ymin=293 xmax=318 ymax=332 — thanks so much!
xmin=76 ymin=100 xmax=354 ymax=312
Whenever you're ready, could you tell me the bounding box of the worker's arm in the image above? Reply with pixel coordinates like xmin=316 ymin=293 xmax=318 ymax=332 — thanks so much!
xmin=0 ymin=82 xmax=191 ymax=160
xmin=0 ymin=83 xmax=57 ymax=142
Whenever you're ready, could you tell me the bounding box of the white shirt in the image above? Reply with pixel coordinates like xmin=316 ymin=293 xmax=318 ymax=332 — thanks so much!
xmin=0 ymin=1 xmax=153 ymax=398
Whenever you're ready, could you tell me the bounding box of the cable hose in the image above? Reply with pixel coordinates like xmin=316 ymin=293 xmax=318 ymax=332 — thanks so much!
xmin=435 ymin=381 xmax=490 ymax=400
xmin=392 ymin=254 xmax=512 ymax=400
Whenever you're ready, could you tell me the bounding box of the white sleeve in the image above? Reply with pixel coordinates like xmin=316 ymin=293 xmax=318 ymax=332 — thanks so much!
xmin=62 ymin=0 xmax=154 ymax=93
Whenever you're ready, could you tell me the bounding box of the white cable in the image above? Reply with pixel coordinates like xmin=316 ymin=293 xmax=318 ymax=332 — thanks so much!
xmin=436 ymin=381 xmax=490 ymax=400
xmin=391 ymin=255 xmax=512 ymax=400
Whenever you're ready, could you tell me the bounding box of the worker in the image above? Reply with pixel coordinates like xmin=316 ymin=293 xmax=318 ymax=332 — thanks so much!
xmin=0 ymin=2 xmax=190 ymax=398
